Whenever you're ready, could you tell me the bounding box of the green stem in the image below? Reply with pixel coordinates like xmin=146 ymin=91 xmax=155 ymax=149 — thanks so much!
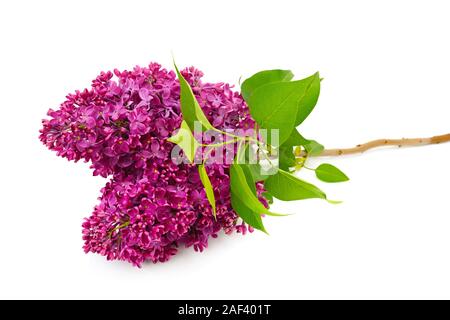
xmin=212 ymin=127 xmax=259 ymax=144
xmin=201 ymin=140 xmax=238 ymax=148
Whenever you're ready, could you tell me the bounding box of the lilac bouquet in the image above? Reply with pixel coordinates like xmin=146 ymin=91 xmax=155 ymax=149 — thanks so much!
xmin=40 ymin=62 xmax=449 ymax=267
xmin=40 ymin=63 xmax=268 ymax=266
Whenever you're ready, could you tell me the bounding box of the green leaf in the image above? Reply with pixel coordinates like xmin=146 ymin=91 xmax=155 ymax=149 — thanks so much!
xmin=167 ymin=120 xmax=200 ymax=163
xmin=264 ymin=169 xmax=327 ymax=201
xmin=198 ymin=164 xmax=217 ymax=217
xmin=263 ymin=211 xmax=289 ymax=217
xmin=231 ymin=193 xmax=267 ymax=234
xmin=230 ymin=164 xmax=285 ymax=232
xmin=283 ymin=128 xmax=308 ymax=147
xmin=230 ymin=164 xmax=267 ymax=233
xmin=278 ymin=129 xmax=304 ymax=170
xmin=278 ymin=129 xmax=323 ymax=169
xmin=173 ymin=62 xmax=214 ymax=132
xmin=315 ymin=163 xmax=349 ymax=183
xmin=230 ymin=164 xmax=273 ymax=215
xmin=285 ymin=129 xmax=324 ymax=156
xmin=294 ymin=72 xmax=321 ymax=126
xmin=247 ymin=82 xmax=300 ymax=146
xmin=241 ymin=69 xmax=294 ymax=101
xmin=278 ymin=145 xmax=296 ymax=171
xmin=246 ymin=164 xmax=269 ymax=181
xmin=238 ymin=144 xmax=270 ymax=181
xmin=241 ymin=164 xmax=256 ymax=194
xmin=247 ymin=73 xmax=320 ymax=146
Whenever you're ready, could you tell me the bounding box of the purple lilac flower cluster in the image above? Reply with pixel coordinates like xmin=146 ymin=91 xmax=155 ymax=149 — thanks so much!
xmin=40 ymin=63 xmax=267 ymax=267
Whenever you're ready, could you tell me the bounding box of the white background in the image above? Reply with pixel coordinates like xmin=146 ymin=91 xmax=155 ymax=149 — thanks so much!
xmin=1 ymin=0 xmax=449 ymax=299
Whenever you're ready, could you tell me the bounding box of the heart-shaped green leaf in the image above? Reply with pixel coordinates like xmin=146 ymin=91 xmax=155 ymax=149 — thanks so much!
xmin=247 ymin=73 xmax=320 ymax=146
xmin=198 ymin=164 xmax=217 ymax=217
xmin=283 ymin=128 xmax=308 ymax=147
xmin=315 ymin=163 xmax=349 ymax=183
xmin=247 ymin=82 xmax=300 ymax=145
xmin=241 ymin=69 xmax=294 ymax=101
xmin=294 ymin=72 xmax=321 ymax=126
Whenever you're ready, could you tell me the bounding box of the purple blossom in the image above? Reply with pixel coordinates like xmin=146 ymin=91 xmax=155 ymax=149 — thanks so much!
xmin=40 ymin=62 xmax=262 ymax=267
